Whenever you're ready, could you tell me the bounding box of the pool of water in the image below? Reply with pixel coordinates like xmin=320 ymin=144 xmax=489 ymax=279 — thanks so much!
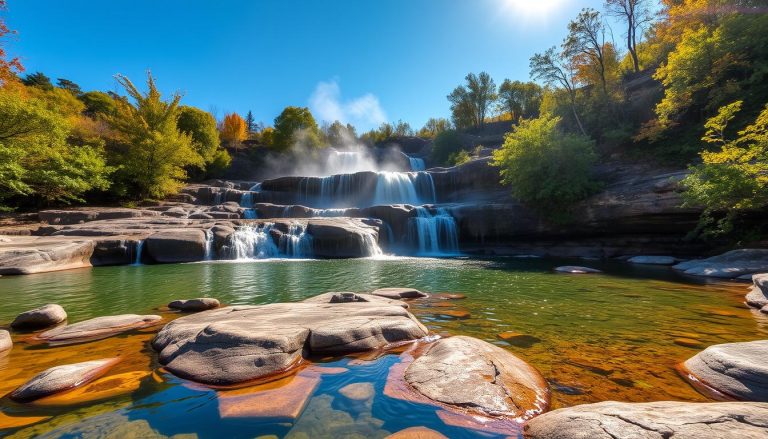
xmin=0 ymin=257 xmax=766 ymax=438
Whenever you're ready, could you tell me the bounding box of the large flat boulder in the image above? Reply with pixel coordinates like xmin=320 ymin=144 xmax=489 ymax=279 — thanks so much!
xmin=523 ymin=401 xmax=768 ymax=439
xmin=168 ymin=298 xmax=220 ymax=312
xmin=39 ymin=208 xmax=158 ymax=225
xmin=152 ymin=295 xmax=429 ymax=385
xmin=10 ymin=358 xmax=120 ymax=402
xmin=0 ymin=238 xmax=94 ymax=275
xmin=404 ymin=336 xmax=549 ymax=418
xmin=145 ymin=229 xmax=206 ymax=263
xmin=371 ymin=288 xmax=428 ymax=299
xmin=11 ymin=304 xmax=67 ymax=330
xmin=682 ymin=340 xmax=768 ymax=401
xmin=674 ymin=249 xmax=768 ymax=279
xmin=746 ymin=273 xmax=768 ymax=309
xmin=38 ymin=314 xmax=162 ymax=344
xmin=0 ymin=329 xmax=11 ymax=353
xmin=627 ymin=255 xmax=677 ymax=265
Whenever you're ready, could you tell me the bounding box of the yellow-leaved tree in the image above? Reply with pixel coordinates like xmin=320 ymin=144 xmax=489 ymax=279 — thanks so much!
xmin=220 ymin=112 xmax=247 ymax=152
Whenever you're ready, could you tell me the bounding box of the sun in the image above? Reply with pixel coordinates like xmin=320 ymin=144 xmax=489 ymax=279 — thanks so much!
xmin=501 ymin=0 xmax=569 ymax=21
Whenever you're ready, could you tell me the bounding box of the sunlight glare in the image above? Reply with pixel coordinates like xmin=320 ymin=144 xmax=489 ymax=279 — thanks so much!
xmin=501 ymin=0 xmax=569 ymax=22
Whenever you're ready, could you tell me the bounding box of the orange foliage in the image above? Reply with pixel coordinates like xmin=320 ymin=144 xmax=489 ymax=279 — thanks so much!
xmin=220 ymin=112 xmax=247 ymax=149
xmin=0 ymin=0 xmax=23 ymax=86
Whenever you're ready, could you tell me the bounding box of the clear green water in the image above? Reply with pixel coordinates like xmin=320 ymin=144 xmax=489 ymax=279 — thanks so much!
xmin=0 ymin=257 xmax=765 ymax=438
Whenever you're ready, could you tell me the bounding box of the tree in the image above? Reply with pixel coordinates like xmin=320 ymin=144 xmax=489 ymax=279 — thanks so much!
xmin=272 ymin=106 xmax=322 ymax=151
xmin=497 ymin=80 xmax=543 ymax=121
xmin=604 ymin=0 xmax=653 ymax=73
xmin=79 ymin=91 xmax=117 ymax=117
xmin=491 ymin=114 xmax=599 ymax=218
xmin=106 ymin=72 xmax=203 ymax=199
xmin=531 ymin=47 xmax=587 ymax=136
xmin=431 ymin=129 xmax=464 ymax=166
xmin=564 ymin=8 xmax=609 ymax=95
xmin=220 ymin=112 xmax=247 ymax=152
xmin=21 ymin=72 xmax=53 ymax=90
xmin=682 ymin=101 xmax=768 ymax=237
xmin=177 ymin=106 xmax=221 ymax=164
xmin=245 ymin=110 xmax=255 ymax=134
xmin=324 ymin=120 xmax=357 ymax=146
xmin=418 ymin=118 xmax=452 ymax=138
xmin=0 ymin=90 xmax=112 ymax=206
xmin=448 ymin=72 xmax=497 ymax=130
xmin=393 ymin=119 xmax=414 ymax=137
xmin=0 ymin=0 xmax=22 ymax=86
xmin=56 ymin=78 xmax=82 ymax=95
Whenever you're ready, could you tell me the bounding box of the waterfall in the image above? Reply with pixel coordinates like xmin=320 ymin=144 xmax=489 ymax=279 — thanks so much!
xmin=227 ymin=224 xmax=280 ymax=260
xmin=132 ymin=240 xmax=144 ymax=266
xmin=279 ymin=223 xmax=313 ymax=258
xmin=373 ymin=172 xmax=435 ymax=206
xmin=312 ymin=208 xmax=349 ymax=217
xmin=204 ymin=229 xmax=215 ymax=261
xmin=240 ymin=192 xmax=253 ymax=208
xmin=325 ymin=149 xmax=376 ymax=174
xmin=408 ymin=207 xmax=459 ymax=255
xmin=240 ymin=183 xmax=261 ymax=219
xmin=361 ymin=231 xmax=384 ymax=257
xmin=409 ymin=157 xmax=426 ymax=171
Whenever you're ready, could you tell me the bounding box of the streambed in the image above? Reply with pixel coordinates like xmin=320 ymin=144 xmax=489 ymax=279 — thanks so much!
xmin=0 ymin=257 xmax=765 ymax=438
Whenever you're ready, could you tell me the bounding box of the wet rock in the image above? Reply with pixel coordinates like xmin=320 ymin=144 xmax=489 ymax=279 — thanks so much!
xmin=404 ymin=336 xmax=549 ymax=417
xmin=339 ymin=382 xmax=374 ymax=401
xmin=627 ymin=255 xmax=676 ymax=265
xmin=168 ymin=298 xmax=220 ymax=312
xmin=430 ymin=293 xmax=466 ymax=300
xmin=38 ymin=314 xmax=162 ymax=344
xmin=682 ymin=340 xmax=768 ymax=401
xmin=10 ymin=357 xmax=120 ymax=402
xmin=371 ymin=288 xmax=428 ymax=300
xmin=11 ymin=304 xmax=67 ymax=330
xmin=302 ymin=292 xmax=409 ymax=308
xmin=523 ymin=401 xmax=768 ymax=439
xmin=673 ymin=249 xmax=768 ymax=279
xmin=554 ymin=266 xmax=602 ymax=274
xmin=0 ymin=238 xmax=94 ymax=275
xmin=746 ymin=273 xmax=768 ymax=309
xmin=386 ymin=426 xmax=448 ymax=439
xmin=284 ymin=393 xmax=389 ymax=439
xmin=0 ymin=329 xmax=11 ymax=353
xmin=152 ymin=296 xmax=429 ymax=385
xmin=497 ymin=332 xmax=542 ymax=348
xmin=218 ymin=374 xmax=320 ymax=420
xmin=145 ymin=229 xmax=206 ymax=263
xmin=434 ymin=309 xmax=471 ymax=319
xmin=35 ymin=371 xmax=149 ymax=406
xmin=674 ymin=338 xmax=703 ymax=349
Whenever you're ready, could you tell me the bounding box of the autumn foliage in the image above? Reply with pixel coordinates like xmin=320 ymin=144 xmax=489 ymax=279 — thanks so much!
xmin=0 ymin=0 xmax=23 ymax=85
xmin=220 ymin=112 xmax=247 ymax=150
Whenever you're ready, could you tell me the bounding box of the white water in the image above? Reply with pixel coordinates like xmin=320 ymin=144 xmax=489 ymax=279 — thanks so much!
xmin=228 ymin=224 xmax=280 ymax=260
xmin=204 ymin=229 xmax=215 ymax=261
xmin=408 ymin=207 xmax=460 ymax=255
xmin=373 ymin=172 xmax=435 ymax=206
xmin=312 ymin=208 xmax=349 ymax=217
xmin=361 ymin=230 xmax=384 ymax=257
xmin=240 ymin=183 xmax=261 ymax=219
xmin=132 ymin=240 xmax=144 ymax=266
xmin=325 ymin=148 xmax=377 ymax=174
xmin=409 ymin=157 xmax=426 ymax=171
xmin=278 ymin=223 xmax=313 ymax=258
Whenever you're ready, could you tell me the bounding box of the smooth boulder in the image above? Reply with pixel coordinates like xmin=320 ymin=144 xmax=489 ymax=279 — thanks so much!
xmin=523 ymin=401 xmax=768 ymax=439
xmin=371 ymin=288 xmax=428 ymax=300
xmin=38 ymin=314 xmax=162 ymax=344
xmin=627 ymin=255 xmax=676 ymax=265
xmin=673 ymin=249 xmax=768 ymax=279
xmin=10 ymin=358 xmax=120 ymax=402
xmin=555 ymin=266 xmax=602 ymax=274
xmin=168 ymin=298 xmax=220 ymax=312
xmin=0 ymin=239 xmax=94 ymax=275
xmin=682 ymin=340 xmax=768 ymax=401
xmin=404 ymin=336 xmax=549 ymax=418
xmin=746 ymin=273 xmax=768 ymax=309
xmin=11 ymin=304 xmax=67 ymax=330
xmin=145 ymin=229 xmax=206 ymax=263
xmin=152 ymin=295 xmax=429 ymax=385
xmin=0 ymin=329 xmax=11 ymax=353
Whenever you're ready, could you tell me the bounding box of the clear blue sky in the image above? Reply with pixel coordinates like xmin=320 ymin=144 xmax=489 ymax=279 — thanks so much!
xmin=5 ymin=0 xmax=619 ymax=131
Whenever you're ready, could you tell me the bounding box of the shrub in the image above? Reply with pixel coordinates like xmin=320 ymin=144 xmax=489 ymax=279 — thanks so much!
xmin=431 ymin=129 xmax=464 ymax=165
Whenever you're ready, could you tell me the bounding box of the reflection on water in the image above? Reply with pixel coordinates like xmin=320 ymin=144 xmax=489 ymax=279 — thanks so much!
xmin=0 ymin=257 xmax=766 ymax=438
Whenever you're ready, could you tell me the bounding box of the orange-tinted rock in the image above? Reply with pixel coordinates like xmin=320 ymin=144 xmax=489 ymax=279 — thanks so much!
xmin=430 ymin=293 xmax=466 ymax=300
xmin=33 ymin=371 xmax=148 ymax=406
xmin=10 ymin=357 xmax=121 ymax=403
xmin=217 ymin=374 xmax=320 ymax=420
xmin=0 ymin=412 xmax=50 ymax=429
xmin=385 ymin=426 xmax=449 ymax=439
xmin=497 ymin=332 xmax=542 ymax=348
xmin=435 ymin=309 xmax=471 ymax=319
xmin=436 ymin=410 xmax=522 ymax=436
xmin=674 ymin=338 xmax=703 ymax=349
xmin=37 ymin=314 xmax=162 ymax=345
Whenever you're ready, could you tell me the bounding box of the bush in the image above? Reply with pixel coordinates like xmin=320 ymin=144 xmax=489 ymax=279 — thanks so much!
xmin=431 ymin=129 xmax=464 ymax=165
xmin=491 ymin=114 xmax=599 ymax=219
xmin=448 ymin=150 xmax=472 ymax=166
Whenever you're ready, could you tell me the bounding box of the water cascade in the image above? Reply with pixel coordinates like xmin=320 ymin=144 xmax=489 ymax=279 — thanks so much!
xmin=240 ymin=183 xmax=261 ymax=219
xmin=408 ymin=207 xmax=460 ymax=255
xmin=325 ymin=149 xmax=376 ymax=174
xmin=373 ymin=172 xmax=436 ymax=206
xmin=228 ymin=224 xmax=280 ymax=260
xmin=361 ymin=231 xmax=384 ymax=257
xmin=132 ymin=240 xmax=144 ymax=266
xmin=409 ymin=157 xmax=426 ymax=171
xmin=204 ymin=230 xmax=215 ymax=261
xmin=278 ymin=223 xmax=313 ymax=258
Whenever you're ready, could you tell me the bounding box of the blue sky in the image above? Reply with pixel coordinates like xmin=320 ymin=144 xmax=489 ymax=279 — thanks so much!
xmin=5 ymin=0 xmax=618 ymax=131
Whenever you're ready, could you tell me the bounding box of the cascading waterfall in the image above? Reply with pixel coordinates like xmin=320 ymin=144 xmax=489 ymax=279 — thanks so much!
xmin=311 ymin=208 xmax=349 ymax=217
xmin=132 ymin=240 xmax=144 ymax=266
xmin=325 ymin=149 xmax=376 ymax=174
xmin=204 ymin=229 xmax=215 ymax=261
xmin=228 ymin=224 xmax=279 ymax=260
xmin=279 ymin=223 xmax=313 ymax=258
xmin=409 ymin=157 xmax=426 ymax=171
xmin=408 ymin=207 xmax=459 ymax=255
xmin=240 ymin=183 xmax=261 ymax=219
xmin=361 ymin=231 xmax=384 ymax=257
xmin=373 ymin=172 xmax=436 ymax=206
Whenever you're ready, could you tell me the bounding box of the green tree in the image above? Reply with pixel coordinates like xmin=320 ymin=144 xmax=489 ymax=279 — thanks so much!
xmin=56 ymin=78 xmax=82 ymax=95
xmin=177 ymin=106 xmax=221 ymax=164
xmin=418 ymin=118 xmax=452 ymax=138
xmin=491 ymin=114 xmax=599 ymax=217
xmin=79 ymin=91 xmax=117 ymax=117
xmin=245 ymin=110 xmax=256 ymax=134
xmin=497 ymin=80 xmax=543 ymax=122
xmin=106 ymin=73 xmax=203 ymax=199
xmin=431 ymin=129 xmax=464 ymax=166
xmin=682 ymin=101 xmax=768 ymax=237
xmin=272 ymin=106 xmax=322 ymax=151
xmin=448 ymin=72 xmax=497 ymax=130
xmin=21 ymin=72 xmax=53 ymax=90
xmin=564 ymin=8 xmax=609 ymax=95
xmin=393 ymin=119 xmax=414 ymax=137
xmin=530 ymin=48 xmax=587 ymax=136
xmin=324 ymin=120 xmax=357 ymax=146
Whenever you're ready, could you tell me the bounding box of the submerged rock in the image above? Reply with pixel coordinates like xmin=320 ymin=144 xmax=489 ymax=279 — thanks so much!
xmin=682 ymin=340 xmax=768 ymax=401
xmin=673 ymin=249 xmax=768 ymax=279
xmin=371 ymin=288 xmax=428 ymax=300
xmin=497 ymin=332 xmax=542 ymax=348
xmin=339 ymin=382 xmax=375 ymax=401
xmin=152 ymin=295 xmax=429 ymax=385
xmin=404 ymin=336 xmax=549 ymax=418
xmin=386 ymin=427 xmax=448 ymax=439
xmin=555 ymin=266 xmax=602 ymax=274
xmin=627 ymin=255 xmax=677 ymax=265
xmin=0 ymin=329 xmax=11 ymax=353
xmin=10 ymin=357 xmax=120 ymax=402
xmin=11 ymin=304 xmax=67 ymax=330
xmin=37 ymin=314 xmax=162 ymax=344
xmin=168 ymin=298 xmax=220 ymax=312
xmin=523 ymin=401 xmax=768 ymax=439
